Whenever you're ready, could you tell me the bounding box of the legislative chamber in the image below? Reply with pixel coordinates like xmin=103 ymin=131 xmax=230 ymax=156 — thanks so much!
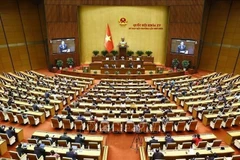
xmin=0 ymin=0 xmax=240 ymax=160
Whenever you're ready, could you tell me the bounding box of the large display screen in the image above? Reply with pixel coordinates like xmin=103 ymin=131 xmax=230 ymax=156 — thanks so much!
xmin=171 ymin=39 xmax=196 ymax=55
xmin=51 ymin=38 xmax=75 ymax=54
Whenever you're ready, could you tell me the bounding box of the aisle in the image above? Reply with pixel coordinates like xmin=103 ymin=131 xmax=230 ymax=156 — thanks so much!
xmin=106 ymin=133 xmax=141 ymax=160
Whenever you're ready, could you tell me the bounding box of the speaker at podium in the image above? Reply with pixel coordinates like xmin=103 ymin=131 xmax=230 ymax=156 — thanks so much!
xmin=118 ymin=37 xmax=128 ymax=58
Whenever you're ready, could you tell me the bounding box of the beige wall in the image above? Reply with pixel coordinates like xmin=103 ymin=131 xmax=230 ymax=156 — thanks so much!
xmin=79 ymin=6 xmax=168 ymax=64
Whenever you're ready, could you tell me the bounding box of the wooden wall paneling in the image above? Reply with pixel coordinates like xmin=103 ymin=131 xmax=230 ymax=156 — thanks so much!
xmin=45 ymin=4 xmax=59 ymax=22
xmin=9 ymin=46 xmax=30 ymax=71
xmin=44 ymin=0 xmax=204 ymax=6
xmin=166 ymin=4 xmax=203 ymax=68
xmin=19 ymin=0 xmax=47 ymax=70
xmin=0 ymin=48 xmax=14 ymax=72
xmin=199 ymin=0 xmax=232 ymax=71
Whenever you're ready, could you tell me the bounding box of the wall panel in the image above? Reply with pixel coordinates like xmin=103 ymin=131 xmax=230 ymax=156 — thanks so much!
xmin=0 ymin=0 xmax=47 ymax=72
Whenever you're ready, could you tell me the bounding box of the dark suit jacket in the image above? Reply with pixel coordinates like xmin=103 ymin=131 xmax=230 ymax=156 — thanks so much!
xmin=6 ymin=129 xmax=15 ymax=138
xmin=0 ymin=127 xmax=5 ymax=133
xmin=34 ymin=146 xmax=46 ymax=158
xmin=16 ymin=147 xmax=27 ymax=156
xmin=75 ymin=136 xmax=85 ymax=146
xmin=149 ymin=139 xmax=159 ymax=145
xmin=165 ymin=137 xmax=174 ymax=144
xmin=66 ymin=151 xmax=77 ymax=160
xmin=59 ymin=44 xmax=67 ymax=53
xmin=60 ymin=135 xmax=72 ymax=143
xmin=152 ymin=151 xmax=164 ymax=160
xmin=177 ymin=45 xmax=186 ymax=53
xmin=66 ymin=115 xmax=74 ymax=122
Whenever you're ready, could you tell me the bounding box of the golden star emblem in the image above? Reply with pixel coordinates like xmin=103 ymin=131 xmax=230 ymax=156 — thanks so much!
xmin=105 ymin=35 xmax=111 ymax=42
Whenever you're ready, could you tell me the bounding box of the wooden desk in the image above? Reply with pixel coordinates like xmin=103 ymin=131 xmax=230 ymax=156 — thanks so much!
xmin=144 ymin=133 xmax=216 ymax=147
xmin=0 ymin=97 xmax=55 ymax=116
xmin=32 ymin=131 xmax=103 ymax=147
xmin=24 ymin=143 xmax=101 ymax=160
xmin=19 ymin=71 xmax=36 ymax=79
xmin=0 ymin=75 xmax=14 ymax=83
xmin=225 ymin=130 xmax=240 ymax=145
xmin=8 ymin=72 xmax=25 ymax=81
xmin=147 ymin=146 xmax=234 ymax=160
xmin=0 ymin=140 xmax=7 ymax=156
xmin=9 ymin=108 xmax=45 ymax=123
xmin=101 ymin=68 xmax=145 ymax=74
xmin=71 ymin=108 xmax=185 ymax=117
xmin=202 ymin=111 xmax=240 ymax=126
xmin=3 ymin=127 xmax=24 ymax=142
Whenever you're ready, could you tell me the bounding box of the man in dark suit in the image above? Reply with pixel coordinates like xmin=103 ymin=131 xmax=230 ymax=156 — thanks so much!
xmin=16 ymin=143 xmax=27 ymax=156
xmin=34 ymin=143 xmax=46 ymax=158
xmin=149 ymin=136 xmax=159 ymax=145
xmin=60 ymin=132 xmax=72 ymax=143
xmin=59 ymin=40 xmax=68 ymax=53
xmin=152 ymin=149 xmax=164 ymax=160
xmin=6 ymin=126 xmax=15 ymax=138
xmin=0 ymin=125 xmax=5 ymax=133
xmin=75 ymin=133 xmax=85 ymax=146
xmin=66 ymin=113 xmax=75 ymax=123
xmin=177 ymin=41 xmax=187 ymax=53
xmin=66 ymin=148 xmax=77 ymax=160
xmin=53 ymin=113 xmax=62 ymax=122
xmin=165 ymin=134 xmax=174 ymax=145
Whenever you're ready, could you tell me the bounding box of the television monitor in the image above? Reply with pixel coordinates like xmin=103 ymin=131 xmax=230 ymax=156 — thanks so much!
xmin=51 ymin=38 xmax=75 ymax=54
xmin=171 ymin=39 xmax=196 ymax=55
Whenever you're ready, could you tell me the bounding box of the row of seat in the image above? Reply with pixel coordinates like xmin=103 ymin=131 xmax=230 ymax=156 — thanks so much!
xmin=51 ymin=118 xmax=198 ymax=133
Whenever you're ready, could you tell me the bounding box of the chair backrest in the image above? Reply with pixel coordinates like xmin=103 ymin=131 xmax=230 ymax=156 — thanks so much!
xmin=167 ymin=113 xmax=175 ymax=117
xmin=189 ymin=120 xmax=198 ymax=131
xmin=41 ymin=140 xmax=52 ymax=146
xmin=132 ymin=113 xmax=139 ymax=118
xmin=7 ymin=112 xmax=15 ymax=122
xmin=58 ymin=140 xmax=68 ymax=147
xmin=144 ymin=113 xmax=151 ymax=118
xmin=234 ymin=116 xmax=240 ymax=125
xmin=28 ymin=115 xmax=36 ymax=125
xmin=27 ymin=153 xmax=38 ymax=160
xmin=212 ymin=140 xmax=222 ymax=147
xmin=46 ymin=156 xmax=57 ymax=160
xmin=214 ymin=119 xmax=223 ymax=129
xmin=120 ymin=113 xmax=128 ymax=118
xmin=71 ymin=142 xmax=81 ymax=148
xmin=100 ymin=122 xmax=109 ymax=131
xmin=113 ymin=122 xmax=122 ymax=132
xmin=165 ymin=122 xmax=173 ymax=132
xmin=75 ymin=120 xmax=83 ymax=130
xmin=152 ymin=122 xmax=160 ymax=132
xmin=225 ymin=117 xmax=234 ymax=127
xmin=62 ymin=110 xmax=68 ymax=115
xmin=139 ymin=122 xmax=148 ymax=133
xmin=176 ymin=121 xmax=186 ymax=131
xmin=0 ymin=133 xmax=10 ymax=144
xmin=63 ymin=119 xmax=71 ymax=129
xmin=87 ymin=121 xmax=96 ymax=131
xmin=51 ymin=118 xmax=60 ymax=128
xmin=197 ymin=141 xmax=207 ymax=148
xmin=126 ymin=122 xmax=134 ymax=132
xmin=28 ymin=138 xmax=38 ymax=144
xmin=108 ymin=113 xmax=115 ymax=118
xmin=150 ymin=143 xmax=161 ymax=150
xmin=9 ymin=151 xmax=20 ymax=160
xmin=166 ymin=142 xmax=176 ymax=149
xmin=0 ymin=111 xmax=6 ymax=121
xmin=16 ymin=114 xmax=24 ymax=124
xmin=89 ymin=142 xmax=99 ymax=149
xmin=232 ymin=155 xmax=240 ymax=160
xmin=181 ymin=142 xmax=192 ymax=149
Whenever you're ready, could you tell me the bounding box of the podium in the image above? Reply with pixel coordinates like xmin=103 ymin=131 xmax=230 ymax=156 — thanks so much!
xmin=119 ymin=46 xmax=127 ymax=58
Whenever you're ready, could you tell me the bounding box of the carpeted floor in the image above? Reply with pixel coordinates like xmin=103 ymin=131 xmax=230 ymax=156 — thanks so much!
xmin=1 ymin=69 xmax=240 ymax=160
